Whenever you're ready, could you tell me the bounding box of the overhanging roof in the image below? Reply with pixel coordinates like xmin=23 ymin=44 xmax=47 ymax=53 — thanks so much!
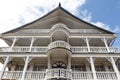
xmin=2 ymin=5 xmax=114 ymax=35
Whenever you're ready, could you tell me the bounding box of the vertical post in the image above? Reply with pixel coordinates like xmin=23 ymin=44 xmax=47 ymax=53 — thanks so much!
xmin=103 ymin=38 xmax=110 ymax=52
xmin=10 ymin=37 xmax=17 ymax=51
xmin=48 ymin=55 xmax=51 ymax=69
xmin=110 ymin=57 xmax=120 ymax=80
xmin=50 ymin=37 xmax=52 ymax=42
xmin=67 ymin=37 xmax=69 ymax=43
xmin=90 ymin=57 xmax=97 ymax=80
xmin=86 ymin=37 xmax=90 ymax=52
xmin=21 ymin=56 xmax=30 ymax=80
xmin=68 ymin=55 xmax=71 ymax=69
xmin=29 ymin=37 xmax=35 ymax=52
xmin=0 ymin=56 xmax=10 ymax=79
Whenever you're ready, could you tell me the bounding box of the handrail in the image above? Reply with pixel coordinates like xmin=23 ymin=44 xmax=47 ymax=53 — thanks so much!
xmin=0 ymin=46 xmax=119 ymax=53
xmin=45 ymin=69 xmax=72 ymax=80
xmin=48 ymin=40 xmax=71 ymax=50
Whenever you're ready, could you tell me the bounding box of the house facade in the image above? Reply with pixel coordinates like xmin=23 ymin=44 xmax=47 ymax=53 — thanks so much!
xmin=0 ymin=5 xmax=120 ymax=80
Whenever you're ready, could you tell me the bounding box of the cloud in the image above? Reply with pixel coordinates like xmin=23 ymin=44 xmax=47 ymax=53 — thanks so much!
xmin=78 ymin=9 xmax=92 ymax=22
xmin=92 ymin=21 xmax=111 ymax=30
xmin=0 ymin=0 xmax=86 ymax=33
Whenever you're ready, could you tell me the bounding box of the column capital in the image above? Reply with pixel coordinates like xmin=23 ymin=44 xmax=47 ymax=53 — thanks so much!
xmin=29 ymin=37 xmax=36 ymax=41
xmin=11 ymin=37 xmax=19 ymax=41
xmin=23 ymin=56 xmax=33 ymax=63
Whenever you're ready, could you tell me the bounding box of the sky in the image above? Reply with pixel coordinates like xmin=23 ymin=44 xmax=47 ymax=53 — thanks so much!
xmin=0 ymin=0 xmax=120 ymax=70
xmin=0 ymin=0 xmax=120 ymax=47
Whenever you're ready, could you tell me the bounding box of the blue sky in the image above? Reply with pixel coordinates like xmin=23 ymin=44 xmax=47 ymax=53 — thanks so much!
xmin=80 ymin=0 xmax=120 ymax=48
xmin=0 ymin=0 xmax=120 ymax=48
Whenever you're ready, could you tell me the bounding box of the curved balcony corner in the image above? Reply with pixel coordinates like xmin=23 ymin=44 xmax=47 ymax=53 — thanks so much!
xmin=45 ymin=69 xmax=72 ymax=80
xmin=48 ymin=41 xmax=71 ymax=50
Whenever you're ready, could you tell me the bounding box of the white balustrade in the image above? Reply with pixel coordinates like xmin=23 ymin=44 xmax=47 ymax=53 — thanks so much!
xmin=1 ymin=71 xmax=119 ymax=80
xmin=72 ymin=71 xmax=93 ymax=80
xmin=25 ymin=71 xmax=46 ymax=80
xmin=15 ymin=28 xmax=100 ymax=34
xmin=2 ymin=71 xmax=22 ymax=79
xmin=45 ymin=69 xmax=72 ymax=80
xmin=48 ymin=41 xmax=71 ymax=50
xmin=71 ymin=47 xmax=88 ymax=53
xmin=90 ymin=47 xmax=108 ymax=53
xmin=70 ymin=29 xmax=100 ymax=33
xmin=96 ymin=72 xmax=117 ymax=80
xmin=0 ymin=46 xmax=119 ymax=53
xmin=16 ymin=29 xmax=50 ymax=34
xmin=12 ymin=46 xmax=30 ymax=52
xmin=31 ymin=47 xmax=48 ymax=52
xmin=109 ymin=47 xmax=119 ymax=53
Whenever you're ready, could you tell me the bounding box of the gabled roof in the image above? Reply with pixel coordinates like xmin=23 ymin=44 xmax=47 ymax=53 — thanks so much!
xmin=2 ymin=4 xmax=114 ymax=34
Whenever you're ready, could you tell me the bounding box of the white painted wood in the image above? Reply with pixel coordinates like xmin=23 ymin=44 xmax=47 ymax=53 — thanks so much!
xmin=103 ymin=38 xmax=110 ymax=52
xmin=29 ymin=37 xmax=35 ymax=52
xmin=0 ymin=56 xmax=10 ymax=79
xmin=10 ymin=37 xmax=17 ymax=51
xmin=110 ymin=57 xmax=120 ymax=80
xmin=90 ymin=57 xmax=97 ymax=80
xmin=85 ymin=37 xmax=91 ymax=52
xmin=21 ymin=56 xmax=30 ymax=80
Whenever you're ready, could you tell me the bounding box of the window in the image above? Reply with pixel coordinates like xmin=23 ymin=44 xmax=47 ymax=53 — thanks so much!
xmin=72 ymin=65 xmax=86 ymax=71
xmin=95 ymin=65 xmax=105 ymax=71
xmin=108 ymin=66 xmax=113 ymax=71
xmin=52 ymin=62 xmax=66 ymax=69
xmin=33 ymin=65 xmax=46 ymax=71
xmin=15 ymin=65 xmax=24 ymax=71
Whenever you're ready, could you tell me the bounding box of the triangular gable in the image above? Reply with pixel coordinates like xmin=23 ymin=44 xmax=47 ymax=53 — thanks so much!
xmin=2 ymin=5 xmax=114 ymax=35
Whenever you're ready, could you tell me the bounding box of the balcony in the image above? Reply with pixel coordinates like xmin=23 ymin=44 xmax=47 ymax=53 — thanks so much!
xmin=0 ymin=46 xmax=118 ymax=53
xmin=0 ymin=41 xmax=119 ymax=53
xmin=45 ymin=69 xmax=72 ymax=80
xmin=1 ymin=70 xmax=118 ymax=80
xmin=48 ymin=41 xmax=71 ymax=50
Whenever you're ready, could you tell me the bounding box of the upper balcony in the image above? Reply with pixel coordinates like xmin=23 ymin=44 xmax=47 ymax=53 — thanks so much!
xmin=0 ymin=40 xmax=119 ymax=53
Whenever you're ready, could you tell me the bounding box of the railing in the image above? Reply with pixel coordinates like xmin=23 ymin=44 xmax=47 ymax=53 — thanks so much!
xmin=2 ymin=71 xmax=22 ymax=79
xmin=48 ymin=41 xmax=71 ymax=50
xmin=15 ymin=29 xmax=100 ymax=34
xmin=12 ymin=46 xmax=30 ymax=52
xmin=25 ymin=71 xmax=46 ymax=80
xmin=70 ymin=29 xmax=100 ymax=34
xmin=96 ymin=72 xmax=117 ymax=80
xmin=72 ymin=71 xmax=93 ymax=80
xmin=90 ymin=47 xmax=108 ymax=53
xmin=31 ymin=47 xmax=48 ymax=52
xmin=1 ymin=71 xmax=119 ymax=80
xmin=71 ymin=47 xmax=88 ymax=53
xmin=109 ymin=47 xmax=119 ymax=53
xmin=0 ymin=46 xmax=119 ymax=53
xmin=45 ymin=69 xmax=72 ymax=80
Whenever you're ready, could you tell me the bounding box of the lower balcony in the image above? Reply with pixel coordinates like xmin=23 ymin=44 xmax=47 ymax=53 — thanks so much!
xmin=1 ymin=69 xmax=119 ymax=80
xmin=0 ymin=46 xmax=119 ymax=53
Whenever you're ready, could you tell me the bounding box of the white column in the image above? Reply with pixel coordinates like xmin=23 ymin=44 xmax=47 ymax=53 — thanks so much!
xmin=103 ymin=38 xmax=110 ymax=52
xmin=21 ymin=56 xmax=30 ymax=80
xmin=0 ymin=56 xmax=11 ymax=79
xmin=67 ymin=37 xmax=69 ymax=43
xmin=110 ymin=57 xmax=120 ymax=80
xmin=86 ymin=63 xmax=90 ymax=71
xmin=68 ymin=55 xmax=71 ymax=69
xmin=29 ymin=37 xmax=35 ymax=52
xmin=86 ymin=37 xmax=90 ymax=52
xmin=10 ymin=37 xmax=17 ymax=51
xmin=50 ymin=37 xmax=52 ymax=42
xmin=48 ymin=55 xmax=51 ymax=69
xmin=90 ymin=57 xmax=97 ymax=80
xmin=104 ymin=65 xmax=109 ymax=71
